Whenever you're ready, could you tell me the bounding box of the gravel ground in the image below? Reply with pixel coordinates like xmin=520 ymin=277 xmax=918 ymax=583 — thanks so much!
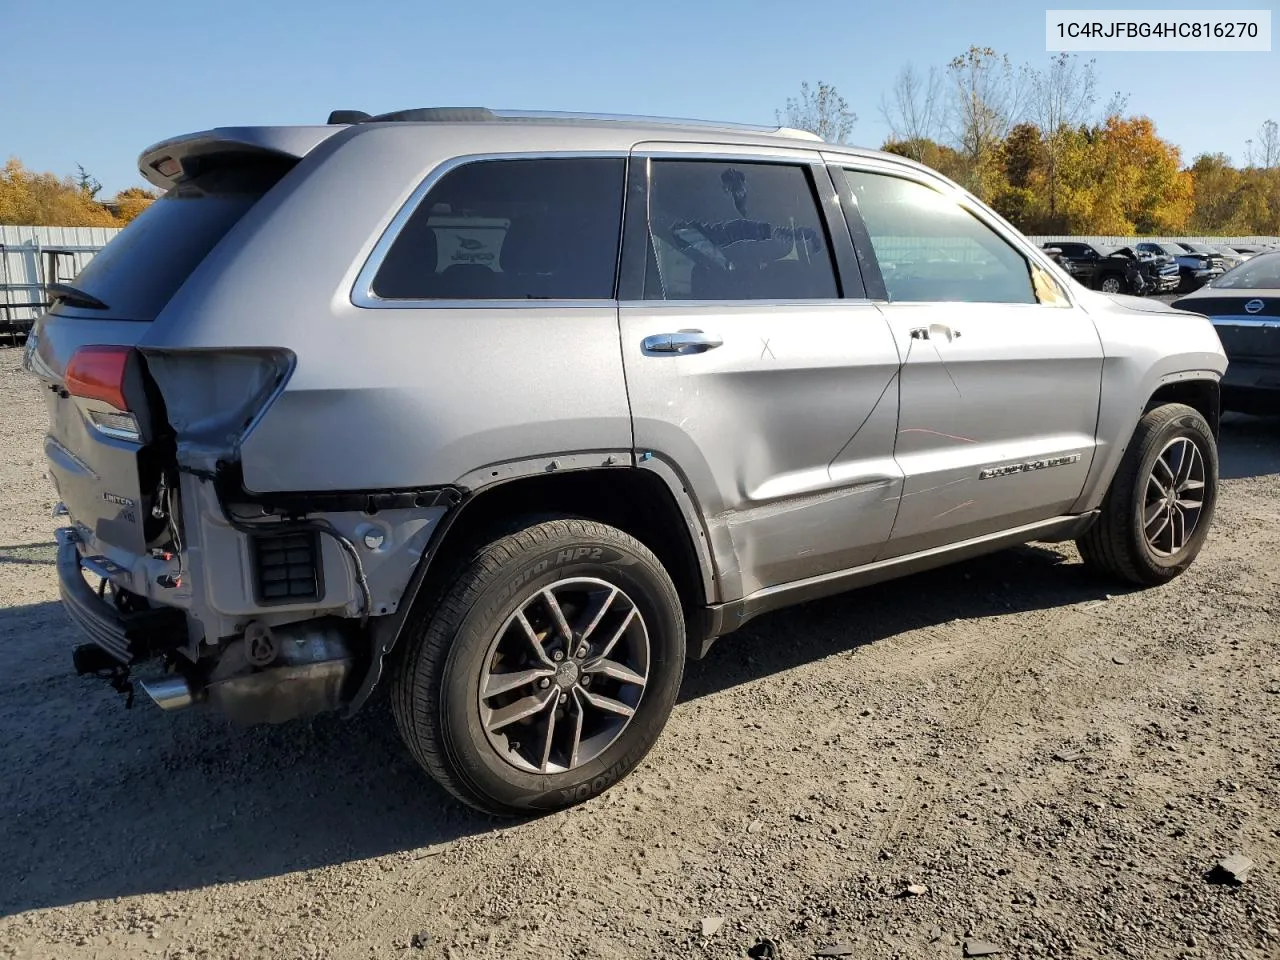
xmin=1 ymin=345 xmax=1278 ymax=960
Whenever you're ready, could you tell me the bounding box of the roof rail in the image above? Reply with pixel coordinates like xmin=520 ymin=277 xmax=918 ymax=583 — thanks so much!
xmin=327 ymin=106 xmax=825 ymax=141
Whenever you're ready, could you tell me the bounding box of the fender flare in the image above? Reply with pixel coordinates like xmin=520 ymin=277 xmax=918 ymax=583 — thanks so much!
xmin=343 ymin=452 xmax=726 ymax=715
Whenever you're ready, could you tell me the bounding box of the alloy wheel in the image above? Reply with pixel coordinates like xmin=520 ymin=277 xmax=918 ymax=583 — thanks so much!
xmin=1143 ymin=436 xmax=1206 ymax=557
xmin=478 ymin=578 xmax=650 ymax=774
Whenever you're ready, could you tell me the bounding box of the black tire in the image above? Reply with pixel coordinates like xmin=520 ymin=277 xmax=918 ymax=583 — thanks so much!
xmin=1097 ymin=273 xmax=1126 ymax=294
xmin=391 ymin=516 xmax=685 ymax=816
xmin=1077 ymin=403 xmax=1218 ymax=585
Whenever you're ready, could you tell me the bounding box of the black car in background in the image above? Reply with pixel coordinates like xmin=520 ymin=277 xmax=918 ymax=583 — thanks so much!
xmin=1136 ymin=241 xmax=1225 ymax=291
xmin=1044 ymin=241 xmax=1178 ymax=294
xmin=1172 ymin=251 xmax=1280 ymax=413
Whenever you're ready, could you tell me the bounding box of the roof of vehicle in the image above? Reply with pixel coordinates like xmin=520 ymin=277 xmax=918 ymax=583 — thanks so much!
xmin=137 ymin=108 xmax=936 ymax=190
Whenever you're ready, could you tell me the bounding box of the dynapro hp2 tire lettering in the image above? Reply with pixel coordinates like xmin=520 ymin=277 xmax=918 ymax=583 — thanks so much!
xmin=391 ymin=517 xmax=685 ymax=816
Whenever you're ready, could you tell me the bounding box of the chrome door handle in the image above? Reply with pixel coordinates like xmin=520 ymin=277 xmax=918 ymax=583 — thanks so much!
xmin=909 ymin=324 xmax=961 ymax=342
xmin=642 ymin=331 xmax=724 ymax=353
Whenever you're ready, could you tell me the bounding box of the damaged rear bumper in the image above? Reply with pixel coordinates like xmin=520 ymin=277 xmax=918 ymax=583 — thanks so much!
xmin=56 ymin=527 xmax=186 ymax=665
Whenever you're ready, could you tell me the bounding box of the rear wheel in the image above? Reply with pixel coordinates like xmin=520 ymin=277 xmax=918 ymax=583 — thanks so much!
xmin=391 ymin=517 xmax=685 ymax=816
xmin=1077 ymin=403 xmax=1217 ymax=585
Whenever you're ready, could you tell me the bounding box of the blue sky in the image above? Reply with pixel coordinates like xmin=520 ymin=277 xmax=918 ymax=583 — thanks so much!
xmin=6 ymin=0 xmax=1276 ymax=194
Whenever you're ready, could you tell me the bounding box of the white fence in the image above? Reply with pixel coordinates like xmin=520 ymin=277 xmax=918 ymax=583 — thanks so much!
xmin=0 ymin=226 xmax=122 ymax=328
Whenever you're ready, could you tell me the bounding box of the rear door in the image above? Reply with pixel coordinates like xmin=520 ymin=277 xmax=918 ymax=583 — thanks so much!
xmin=831 ymin=160 xmax=1104 ymax=557
xmin=617 ymin=143 xmax=902 ymax=598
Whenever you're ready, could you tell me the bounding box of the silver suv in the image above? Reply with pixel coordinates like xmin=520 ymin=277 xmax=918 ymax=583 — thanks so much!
xmin=28 ymin=108 xmax=1227 ymax=816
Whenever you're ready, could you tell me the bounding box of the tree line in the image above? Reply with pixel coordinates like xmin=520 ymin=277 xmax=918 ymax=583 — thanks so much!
xmin=4 ymin=58 xmax=1278 ymax=237
xmin=0 ymin=159 xmax=156 ymax=228
xmin=780 ymin=50 xmax=1280 ymax=237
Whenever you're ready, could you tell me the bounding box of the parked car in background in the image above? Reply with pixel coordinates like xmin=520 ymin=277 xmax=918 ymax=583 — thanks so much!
xmin=1205 ymin=245 xmax=1250 ymax=269
xmin=1043 ymin=241 xmax=1177 ymax=294
xmin=1109 ymin=245 xmax=1181 ymax=295
xmin=1179 ymin=241 xmax=1247 ymax=272
xmin=1172 ymin=250 xmax=1280 ymax=413
xmin=1229 ymin=244 xmax=1274 ymax=258
xmin=1136 ymin=241 xmax=1225 ymax=291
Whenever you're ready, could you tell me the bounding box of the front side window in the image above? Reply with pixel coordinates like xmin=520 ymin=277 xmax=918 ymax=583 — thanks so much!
xmin=643 ymin=160 xmax=839 ymax=301
xmin=842 ymin=169 xmax=1039 ymax=305
xmin=371 ymin=157 xmax=625 ymax=300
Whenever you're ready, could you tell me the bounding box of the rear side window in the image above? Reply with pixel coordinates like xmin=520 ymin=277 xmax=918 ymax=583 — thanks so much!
xmin=643 ymin=161 xmax=839 ymax=301
xmin=61 ymin=158 xmax=291 ymax=321
xmin=842 ymin=169 xmax=1036 ymax=305
xmin=371 ymin=158 xmax=625 ymax=301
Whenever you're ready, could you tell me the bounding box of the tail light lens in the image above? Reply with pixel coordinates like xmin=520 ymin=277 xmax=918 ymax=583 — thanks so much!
xmin=64 ymin=345 xmax=142 ymax=442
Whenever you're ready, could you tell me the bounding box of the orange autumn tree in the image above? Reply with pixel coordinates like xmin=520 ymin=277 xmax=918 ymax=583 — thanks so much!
xmin=110 ymin=186 xmax=158 ymax=224
xmin=0 ymin=158 xmax=157 ymax=227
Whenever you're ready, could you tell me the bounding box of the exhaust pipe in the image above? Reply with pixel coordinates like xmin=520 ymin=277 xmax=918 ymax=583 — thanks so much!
xmin=139 ymin=675 xmax=195 ymax=711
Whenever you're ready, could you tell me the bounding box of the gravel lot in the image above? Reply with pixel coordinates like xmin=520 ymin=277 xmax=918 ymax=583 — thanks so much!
xmin=2 ymin=344 xmax=1278 ymax=960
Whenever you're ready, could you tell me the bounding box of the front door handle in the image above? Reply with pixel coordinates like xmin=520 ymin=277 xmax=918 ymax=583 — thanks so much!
xmin=909 ymin=323 xmax=961 ymax=342
xmin=642 ymin=330 xmax=724 ymax=353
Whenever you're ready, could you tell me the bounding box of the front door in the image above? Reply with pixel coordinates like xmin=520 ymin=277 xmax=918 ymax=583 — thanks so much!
xmin=617 ymin=146 xmax=903 ymax=598
xmin=835 ymin=163 xmax=1105 ymax=558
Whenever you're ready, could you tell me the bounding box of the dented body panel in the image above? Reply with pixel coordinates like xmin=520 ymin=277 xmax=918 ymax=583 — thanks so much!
xmin=620 ymin=300 xmax=903 ymax=596
xmin=875 ymin=299 xmax=1104 ymax=558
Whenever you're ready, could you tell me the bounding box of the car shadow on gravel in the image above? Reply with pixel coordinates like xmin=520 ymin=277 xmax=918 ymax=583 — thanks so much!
xmin=0 ymin=601 xmax=494 ymax=918
xmin=1218 ymin=412 xmax=1280 ymax=480
xmin=680 ymin=542 xmax=1124 ymax=702
xmin=0 ymin=542 xmax=56 ymax=567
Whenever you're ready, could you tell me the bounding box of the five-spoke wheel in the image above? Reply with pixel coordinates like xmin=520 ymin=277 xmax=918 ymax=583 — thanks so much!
xmin=479 ymin=579 xmax=649 ymax=774
xmin=1078 ymin=402 xmax=1218 ymax=585
xmin=1142 ymin=437 xmax=1206 ymax=557
xmin=392 ymin=517 xmax=685 ymax=816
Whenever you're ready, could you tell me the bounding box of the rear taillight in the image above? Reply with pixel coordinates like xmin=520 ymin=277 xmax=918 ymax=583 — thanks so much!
xmin=64 ymin=345 xmax=142 ymax=442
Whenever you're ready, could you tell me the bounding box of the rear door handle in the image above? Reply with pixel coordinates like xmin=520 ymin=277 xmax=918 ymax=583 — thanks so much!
xmin=642 ymin=330 xmax=724 ymax=353
xmin=909 ymin=324 xmax=960 ymax=342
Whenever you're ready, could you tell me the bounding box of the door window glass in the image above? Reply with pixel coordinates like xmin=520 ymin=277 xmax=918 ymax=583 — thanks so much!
xmin=842 ymin=169 xmax=1038 ymax=304
xmin=644 ymin=160 xmax=839 ymax=300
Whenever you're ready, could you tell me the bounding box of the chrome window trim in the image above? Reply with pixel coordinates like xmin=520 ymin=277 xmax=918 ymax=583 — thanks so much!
xmin=630 ymin=142 xmax=824 ymax=163
xmin=618 ymin=298 xmax=875 ymax=309
xmin=1210 ymin=316 xmax=1280 ymax=327
xmin=351 ymin=151 xmax=629 ymax=309
xmin=824 ymin=153 xmax=1080 ymax=309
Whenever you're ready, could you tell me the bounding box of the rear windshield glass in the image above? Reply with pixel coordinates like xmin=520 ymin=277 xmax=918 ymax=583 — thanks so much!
xmin=56 ymin=157 xmax=292 ymax=321
xmin=1213 ymin=251 xmax=1280 ymax=289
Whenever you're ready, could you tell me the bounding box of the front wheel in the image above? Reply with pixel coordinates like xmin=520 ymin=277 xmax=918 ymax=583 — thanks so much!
xmin=1098 ymin=274 xmax=1125 ymax=294
xmin=391 ymin=517 xmax=685 ymax=816
xmin=1077 ymin=403 xmax=1218 ymax=585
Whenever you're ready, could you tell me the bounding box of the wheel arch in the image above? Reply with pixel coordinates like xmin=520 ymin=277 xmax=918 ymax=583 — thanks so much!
xmin=1146 ymin=378 xmax=1221 ymax=438
xmin=345 ymin=462 xmax=718 ymax=714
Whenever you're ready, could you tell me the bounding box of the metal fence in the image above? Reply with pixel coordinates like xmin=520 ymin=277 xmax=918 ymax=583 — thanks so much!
xmin=0 ymin=225 xmax=122 ymax=341
xmin=1028 ymin=235 xmax=1280 ymax=249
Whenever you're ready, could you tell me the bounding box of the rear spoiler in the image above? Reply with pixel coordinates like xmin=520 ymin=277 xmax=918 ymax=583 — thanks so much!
xmin=138 ymin=126 xmax=343 ymax=190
